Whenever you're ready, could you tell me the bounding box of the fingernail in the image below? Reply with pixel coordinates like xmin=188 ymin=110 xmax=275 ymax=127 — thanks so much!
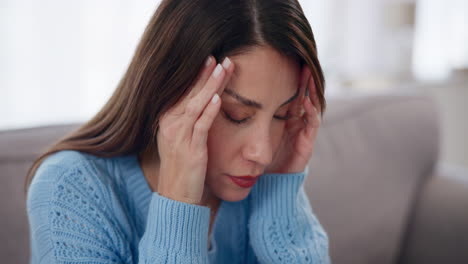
xmin=222 ymin=57 xmax=231 ymax=69
xmin=211 ymin=93 xmax=220 ymax=104
xmin=205 ymin=56 xmax=212 ymax=67
xmin=213 ymin=64 xmax=222 ymax=78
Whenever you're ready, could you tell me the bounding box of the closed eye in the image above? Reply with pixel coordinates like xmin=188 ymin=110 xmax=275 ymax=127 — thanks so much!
xmin=274 ymin=112 xmax=291 ymax=121
xmin=223 ymin=111 xmax=290 ymax=125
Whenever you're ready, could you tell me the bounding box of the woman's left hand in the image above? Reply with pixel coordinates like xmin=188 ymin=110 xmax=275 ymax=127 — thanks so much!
xmin=265 ymin=66 xmax=322 ymax=174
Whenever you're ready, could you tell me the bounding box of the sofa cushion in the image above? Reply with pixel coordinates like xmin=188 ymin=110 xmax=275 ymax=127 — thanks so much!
xmin=304 ymin=91 xmax=439 ymax=263
xmin=0 ymin=124 xmax=79 ymax=264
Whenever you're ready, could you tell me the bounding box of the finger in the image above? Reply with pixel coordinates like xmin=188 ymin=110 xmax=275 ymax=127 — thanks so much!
xmin=165 ymin=56 xmax=217 ymax=115
xmin=298 ymin=66 xmax=310 ymax=101
xmin=303 ymin=96 xmax=321 ymax=138
xmin=217 ymin=57 xmax=235 ymax=95
xmin=192 ymin=93 xmax=221 ymax=148
xmin=188 ymin=55 xmax=217 ymax=99
xmin=301 ymin=66 xmax=311 ymax=98
xmin=308 ymin=72 xmax=321 ymax=114
xmin=290 ymin=66 xmax=310 ymax=117
xmin=190 ymin=56 xmax=234 ymax=99
xmin=184 ymin=62 xmax=226 ymax=124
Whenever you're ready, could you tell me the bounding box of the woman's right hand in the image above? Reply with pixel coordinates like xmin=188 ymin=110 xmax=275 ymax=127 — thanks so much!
xmin=156 ymin=56 xmax=234 ymax=205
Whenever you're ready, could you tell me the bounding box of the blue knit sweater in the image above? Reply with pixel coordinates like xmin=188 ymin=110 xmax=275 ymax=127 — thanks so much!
xmin=27 ymin=150 xmax=330 ymax=263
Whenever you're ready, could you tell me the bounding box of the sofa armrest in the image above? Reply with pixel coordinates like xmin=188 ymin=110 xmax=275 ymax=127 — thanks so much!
xmin=399 ymin=163 xmax=468 ymax=264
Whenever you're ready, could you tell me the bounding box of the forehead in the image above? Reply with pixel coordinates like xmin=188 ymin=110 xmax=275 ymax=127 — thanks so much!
xmin=227 ymin=46 xmax=300 ymax=106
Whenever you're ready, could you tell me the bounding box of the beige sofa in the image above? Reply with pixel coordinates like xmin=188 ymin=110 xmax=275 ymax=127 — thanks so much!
xmin=1 ymin=91 xmax=468 ymax=264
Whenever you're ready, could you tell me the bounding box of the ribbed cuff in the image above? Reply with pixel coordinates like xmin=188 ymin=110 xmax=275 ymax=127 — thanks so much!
xmin=250 ymin=167 xmax=307 ymax=217
xmin=143 ymin=192 xmax=210 ymax=256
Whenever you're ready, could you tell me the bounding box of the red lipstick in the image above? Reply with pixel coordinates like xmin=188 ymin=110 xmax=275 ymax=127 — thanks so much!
xmin=228 ymin=175 xmax=260 ymax=188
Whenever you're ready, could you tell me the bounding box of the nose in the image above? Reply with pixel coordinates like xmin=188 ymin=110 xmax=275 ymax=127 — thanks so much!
xmin=242 ymin=125 xmax=273 ymax=168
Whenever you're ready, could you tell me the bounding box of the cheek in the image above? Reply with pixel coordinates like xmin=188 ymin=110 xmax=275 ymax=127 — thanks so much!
xmin=207 ymin=119 xmax=223 ymax=155
xmin=206 ymin=116 xmax=234 ymax=166
xmin=207 ymin=121 xmax=221 ymax=149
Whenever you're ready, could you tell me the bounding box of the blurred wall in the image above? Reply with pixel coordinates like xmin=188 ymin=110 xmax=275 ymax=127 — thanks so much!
xmin=1 ymin=0 xmax=466 ymax=167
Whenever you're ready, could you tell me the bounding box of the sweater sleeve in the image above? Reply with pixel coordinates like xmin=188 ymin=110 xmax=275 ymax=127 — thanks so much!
xmin=247 ymin=166 xmax=331 ymax=264
xmin=27 ymin=162 xmax=211 ymax=264
xmin=138 ymin=192 xmax=211 ymax=263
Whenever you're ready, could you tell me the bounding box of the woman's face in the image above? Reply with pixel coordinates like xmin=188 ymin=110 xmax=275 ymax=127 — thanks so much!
xmin=206 ymin=46 xmax=300 ymax=202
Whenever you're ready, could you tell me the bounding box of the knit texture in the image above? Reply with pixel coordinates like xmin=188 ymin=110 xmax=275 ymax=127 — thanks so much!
xmin=27 ymin=150 xmax=330 ymax=263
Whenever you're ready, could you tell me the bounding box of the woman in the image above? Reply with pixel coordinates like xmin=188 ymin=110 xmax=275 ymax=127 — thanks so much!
xmin=25 ymin=0 xmax=330 ymax=263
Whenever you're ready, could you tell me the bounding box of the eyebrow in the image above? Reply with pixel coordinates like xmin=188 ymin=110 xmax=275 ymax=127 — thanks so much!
xmin=223 ymin=88 xmax=299 ymax=109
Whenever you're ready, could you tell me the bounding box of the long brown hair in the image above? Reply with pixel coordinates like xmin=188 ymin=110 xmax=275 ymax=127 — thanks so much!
xmin=24 ymin=0 xmax=327 ymax=194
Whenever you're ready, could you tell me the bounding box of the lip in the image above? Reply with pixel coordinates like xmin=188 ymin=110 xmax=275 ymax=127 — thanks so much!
xmin=227 ymin=174 xmax=260 ymax=188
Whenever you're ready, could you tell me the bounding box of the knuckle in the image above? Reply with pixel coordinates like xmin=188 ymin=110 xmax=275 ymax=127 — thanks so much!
xmin=159 ymin=119 xmax=183 ymax=138
xmin=159 ymin=112 xmax=169 ymax=122
xmin=158 ymin=126 xmax=171 ymax=139
xmin=185 ymin=100 xmax=199 ymax=116
xmin=193 ymin=121 xmax=208 ymax=134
